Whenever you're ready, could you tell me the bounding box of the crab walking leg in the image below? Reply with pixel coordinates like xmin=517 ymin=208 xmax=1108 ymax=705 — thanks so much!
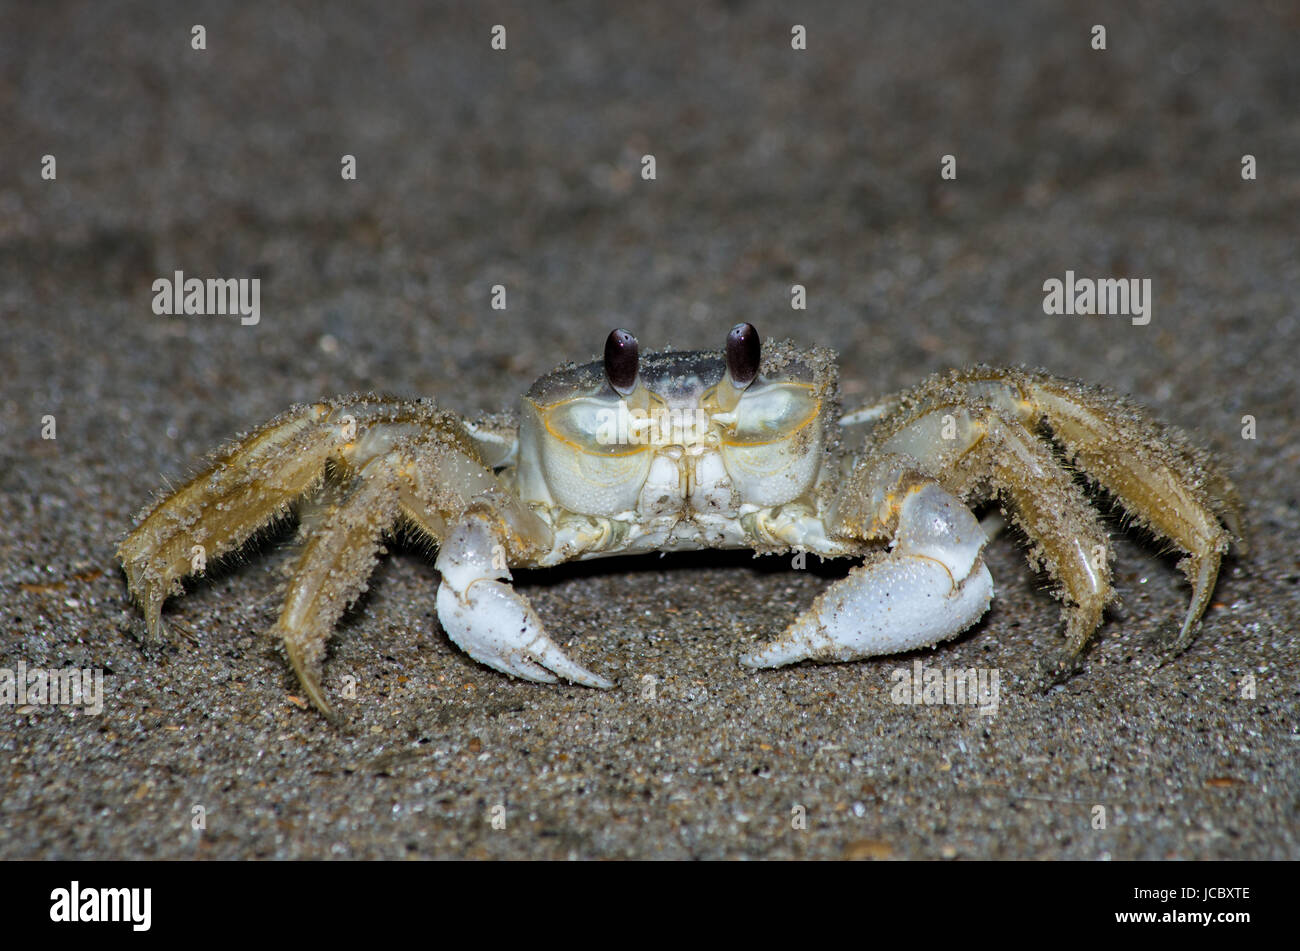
xmin=435 ymin=513 xmax=613 ymax=688
xmin=118 ymin=396 xmax=469 ymax=642
xmin=977 ymin=415 xmax=1114 ymax=660
xmin=118 ymin=402 xmax=337 ymax=639
xmin=874 ymin=399 xmax=1115 ymax=664
xmin=278 ymin=466 xmax=402 ymax=717
xmin=280 ymin=416 xmax=552 ymax=715
xmin=741 ymin=482 xmax=994 ymax=669
xmin=889 ymin=366 xmax=1241 ymax=651
xmin=1021 ymin=374 xmax=1241 ymax=650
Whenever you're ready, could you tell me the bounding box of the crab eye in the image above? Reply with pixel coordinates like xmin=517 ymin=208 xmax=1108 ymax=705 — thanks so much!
xmin=726 ymin=323 xmax=760 ymax=388
xmin=604 ymin=329 xmax=639 ymax=395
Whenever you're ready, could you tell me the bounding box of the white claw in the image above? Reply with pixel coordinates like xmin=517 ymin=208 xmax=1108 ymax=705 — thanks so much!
xmin=740 ymin=483 xmax=995 ymax=669
xmin=435 ymin=514 xmax=613 ymax=689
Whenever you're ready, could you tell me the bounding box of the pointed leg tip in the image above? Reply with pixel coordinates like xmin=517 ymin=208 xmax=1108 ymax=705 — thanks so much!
xmin=311 ymin=683 xmax=335 ymax=715
xmin=296 ymin=673 xmax=335 ymax=720
xmin=313 ymin=696 xmax=340 ymax=723
xmin=1157 ymin=614 xmax=1201 ymax=660
xmin=132 ymin=578 xmax=174 ymax=642
xmin=143 ymin=609 xmax=167 ymax=643
xmin=284 ymin=637 xmax=335 ymax=719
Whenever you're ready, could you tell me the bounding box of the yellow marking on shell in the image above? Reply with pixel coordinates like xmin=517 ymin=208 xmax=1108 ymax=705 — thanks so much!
xmin=715 ymin=382 xmax=820 ymax=448
xmin=877 ymin=491 xmax=899 ymax=528
xmin=534 ymin=396 xmax=654 ymax=458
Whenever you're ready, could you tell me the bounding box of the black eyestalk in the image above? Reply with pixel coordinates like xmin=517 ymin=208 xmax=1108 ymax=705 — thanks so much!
xmin=604 ymin=328 xmax=640 ymax=395
xmin=725 ymin=322 xmax=761 ymax=387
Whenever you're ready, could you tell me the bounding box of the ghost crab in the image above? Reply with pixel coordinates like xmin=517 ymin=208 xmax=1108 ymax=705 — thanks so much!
xmin=119 ymin=325 xmax=1243 ymax=717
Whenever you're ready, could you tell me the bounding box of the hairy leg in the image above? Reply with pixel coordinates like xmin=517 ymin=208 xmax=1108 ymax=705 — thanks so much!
xmin=861 ymin=366 xmax=1240 ymax=662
